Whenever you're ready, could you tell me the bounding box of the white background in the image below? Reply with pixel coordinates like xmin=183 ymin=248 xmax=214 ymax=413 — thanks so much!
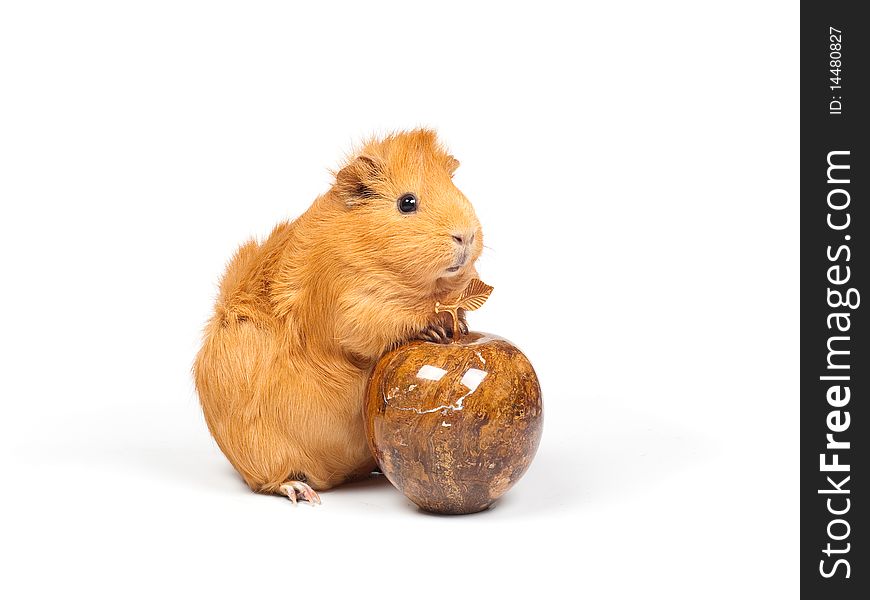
xmin=0 ymin=2 xmax=799 ymax=598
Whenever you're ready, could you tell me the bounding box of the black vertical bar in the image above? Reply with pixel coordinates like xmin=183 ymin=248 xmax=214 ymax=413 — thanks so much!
xmin=801 ymin=2 xmax=867 ymax=597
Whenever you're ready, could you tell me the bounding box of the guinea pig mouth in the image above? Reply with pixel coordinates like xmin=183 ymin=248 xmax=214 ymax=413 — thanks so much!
xmin=445 ymin=252 xmax=469 ymax=273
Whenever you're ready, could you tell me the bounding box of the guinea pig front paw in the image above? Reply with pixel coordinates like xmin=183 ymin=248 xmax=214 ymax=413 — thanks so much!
xmin=416 ymin=310 xmax=467 ymax=344
xmin=417 ymin=323 xmax=451 ymax=344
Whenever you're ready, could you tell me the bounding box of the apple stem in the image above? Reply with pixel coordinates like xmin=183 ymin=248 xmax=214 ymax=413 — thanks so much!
xmin=434 ymin=302 xmax=462 ymax=343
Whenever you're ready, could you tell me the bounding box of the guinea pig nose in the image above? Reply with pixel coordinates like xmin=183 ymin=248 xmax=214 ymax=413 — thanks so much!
xmin=451 ymin=230 xmax=476 ymax=245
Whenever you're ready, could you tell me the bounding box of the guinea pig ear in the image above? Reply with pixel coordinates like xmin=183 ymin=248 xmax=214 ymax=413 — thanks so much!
xmin=334 ymin=155 xmax=383 ymax=207
xmin=446 ymin=155 xmax=460 ymax=177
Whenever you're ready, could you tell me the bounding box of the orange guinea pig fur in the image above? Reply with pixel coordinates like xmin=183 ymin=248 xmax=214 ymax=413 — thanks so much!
xmin=193 ymin=129 xmax=483 ymax=503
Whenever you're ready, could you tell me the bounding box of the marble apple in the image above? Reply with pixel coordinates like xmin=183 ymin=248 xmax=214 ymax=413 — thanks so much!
xmin=364 ymin=330 xmax=543 ymax=515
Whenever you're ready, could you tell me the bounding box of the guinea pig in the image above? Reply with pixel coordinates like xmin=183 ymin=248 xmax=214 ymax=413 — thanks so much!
xmin=193 ymin=129 xmax=483 ymax=504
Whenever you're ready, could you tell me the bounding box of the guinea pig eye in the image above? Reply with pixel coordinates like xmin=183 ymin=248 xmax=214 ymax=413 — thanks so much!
xmin=397 ymin=193 xmax=418 ymax=214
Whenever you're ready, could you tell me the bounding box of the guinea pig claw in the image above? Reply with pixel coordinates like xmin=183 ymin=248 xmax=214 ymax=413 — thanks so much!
xmin=430 ymin=326 xmax=448 ymax=342
xmin=418 ymin=324 xmax=450 ymax=344
xmin=279 ymin=481 xmax=320 ymax=506
xmin=279 ymin=483 xmax=298 ymax=505
xmin=297 ymin=484 xmax=321 ymax=505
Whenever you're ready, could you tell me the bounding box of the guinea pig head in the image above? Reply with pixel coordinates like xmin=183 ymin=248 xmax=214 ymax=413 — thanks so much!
xmin=332 ymin=130 xmax=483 ymax=293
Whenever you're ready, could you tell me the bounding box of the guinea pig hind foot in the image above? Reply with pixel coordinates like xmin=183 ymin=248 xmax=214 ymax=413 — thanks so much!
xmin=279 ymin=481 xmax=322 ymax=506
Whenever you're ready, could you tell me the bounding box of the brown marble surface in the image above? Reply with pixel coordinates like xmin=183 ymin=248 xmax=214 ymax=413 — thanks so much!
xmin=364 ymin=332 xmax=543 ymax=514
